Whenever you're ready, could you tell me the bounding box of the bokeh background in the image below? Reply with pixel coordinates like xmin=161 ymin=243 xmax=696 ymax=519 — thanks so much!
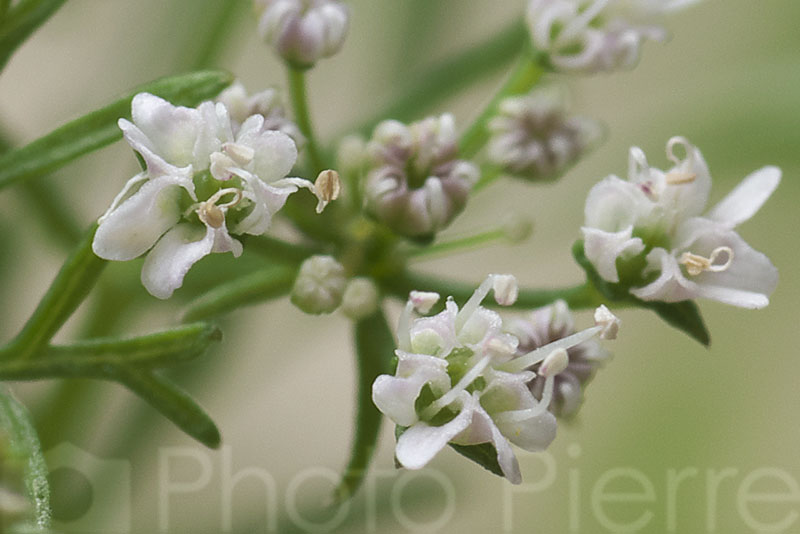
xmin=0 ymin=0 xmax=798 ymax=532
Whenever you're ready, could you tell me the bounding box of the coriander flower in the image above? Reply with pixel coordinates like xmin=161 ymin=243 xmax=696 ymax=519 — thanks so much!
xmin=506 ymin=300 xmax=610 ymax=417
xmin=582 ymin=136 xmax=780 ymax=309
xmin=255 ymin=0 xmax=350 ymax=68
xmin=372 ymin=275 xmax=618 ymax=483
xmin=216 ymin=80 xmax=305 ymax=149
xmin=487 ymin=90 xmax=602 ymax=181
xmin=363 ymin=114 xmax=478 ymax=240
xmin=526 ymin=0 xmax=700 ymax=73
xmin=93 ymin=93 xmax=323 ymax=299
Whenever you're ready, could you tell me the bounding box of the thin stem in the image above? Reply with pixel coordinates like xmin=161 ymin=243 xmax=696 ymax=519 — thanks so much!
xmin=384 ymin=271 xmax=607 ymax=311
xmin=347 ymin=19 xmax=529 ymax=138
xmin=407 ymin=228 xmax=506 ymax=260
xmin=188 ymin=0 xmax=248 ymax=70
xmin=459 ymin=56 xmax=546 ymax=161
xmin=287 ymin=66 xmax=325 ymax=173
xmin=473 ymin=165 xmax=503 ymax=192
xmin=243 ymin=234 xmax=321 ymax=264
xmin=1 ymin=224 xmax=106 ymax=360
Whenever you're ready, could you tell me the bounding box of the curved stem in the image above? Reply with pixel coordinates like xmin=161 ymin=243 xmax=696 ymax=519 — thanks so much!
xmin=407 ymin=228 xmax=506 ymax=260
xmin=287 ymin=66 xmax=325 ymax=173
xmin=459 ymin=55 xmax=546 ymax=161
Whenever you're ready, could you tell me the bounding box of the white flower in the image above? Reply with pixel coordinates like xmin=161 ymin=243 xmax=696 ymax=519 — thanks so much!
xmin=255 ymin=0 xmax=350 ymax=67
xmin=363 ymin=114 xmax=478 ymax=239
xmin=487 ymin=89 xmax=602 ymax=181
xmin=372 ymin=275 xmax=617 ymax=483
xmin=581 ymin=136 xmax=780 ymax=309
xmin=93 ymin=93 xmax=318 ymax=299
xmin=526 ymin=0 xmax=700 ymax=73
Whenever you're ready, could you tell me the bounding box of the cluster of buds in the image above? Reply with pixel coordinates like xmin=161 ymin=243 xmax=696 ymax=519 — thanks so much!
xmin=255 ymin=0 xmax=350 ymax=68
xmin=291 ymin=255 xmax=380 ymax=319
xmin=372 ymin=275 xmax=619 ymax=483
xmin=363 ymin=114 xmax=479 ymax=240
xmin=92 ymin=93 xmax=339 ymax=299
xmin=526 ymin=0 xmax=700 ymax=73
xmin=581 ymin=136 xmax=780 ymax=308
xmin=506 ymin=300 xmax=610 ymax=417
xmin=487 ymin=90 xmax=602 ymax=181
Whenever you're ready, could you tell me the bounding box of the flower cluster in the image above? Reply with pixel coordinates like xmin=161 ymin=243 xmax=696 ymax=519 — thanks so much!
xmin=92 ymin=93 xmax=331 ymax=299
xmin=526 ymin=0 xmax=700 ymax=73
xmin=372 ymin=275 xmax=619 ymax=483
xmin=582 ymin=136 xmax=780 ymax=308
xmin=363 ymin=114 xmax=479 ymax=239
xmin=487 ymin=89 xmax=602 ymax=181
xmin=255 ymin=0 xmax=350 ymax=68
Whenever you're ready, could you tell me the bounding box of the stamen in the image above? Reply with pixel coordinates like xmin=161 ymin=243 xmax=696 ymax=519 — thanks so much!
xmin=455 ymin=274 xmax=516 ymax=331
xmin=665 ymin=170 xmax=696 ymax=185
xmin=195 ymin=188 xmax=243 ymax=229
xmin=666 ymin=136 xmax=692 ymax=165
xmin=679 ymin=246 xmax=734 ymax=276
xmin=421 ymin=354 xmax=491 ymax=420
xmin=538 ymin=348 xmax=569 ymax=378
xmin=409 ymin=291 xmax=440 ymax=314
xmin=314 ymin=169 xmax=341 ymax=213
xmin=222 ymin=142 xmax=255 ymax=166
xmin=397 ymin=300 xmax=415 ymax=352
xmin=501 ymin=325 xmax=602 ymax=373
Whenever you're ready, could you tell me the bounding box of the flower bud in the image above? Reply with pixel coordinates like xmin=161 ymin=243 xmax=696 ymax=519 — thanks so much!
xmin=488 ymin=90 xmax=601 ymax=181
xmin=341 ymin=277 xmax=380 ymax=320
xmin=291 ymin=255 xmax=347 ymax=314
xmin=216 ymin=81 xmax=305 ymax=148
xmin=364 ymin=114 xmax=478 ymax=239
xmin=256 ymin=0 xmax=350 ymax=68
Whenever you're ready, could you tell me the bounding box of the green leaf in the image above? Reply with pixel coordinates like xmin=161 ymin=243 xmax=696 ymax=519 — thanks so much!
xmin=183 ymin=265 xmax=297 ymax=321
xmin=0 ymin=386 xmax=51 ymax=530
xmin=572 ymin=240 xmax=711 ymax=346
xmin=114 ymin=369 xmax=221 ymax=449
xmin=0 ymin=70 xmax=234 ymax=190
xmin=0 ymin=0 xmax=66 ymax=72
xmin=1 ymin=224 xmax=107 ymax=361
xmin=449 ymin=442 xmax=504 ymax=478
xmin=0 ymin=323 xmax=223 ymax=380
xmin=332 ymin=307 xmax=395 ymax=503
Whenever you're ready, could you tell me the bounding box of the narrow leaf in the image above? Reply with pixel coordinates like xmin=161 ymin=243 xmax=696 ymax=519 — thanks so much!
xmin=0 ymin=323 xmax=222 ymax=380
xmin=0 ymin=0 xmax=66 ymax=72
xmin=114 ymin=369 xmax=221 ymax=449
xmin=183 ymin=265 xmax=296 ymax=321
xmin=449 ymin=442 xmax=504 ymax=478
xmin=0 ymin=386 xmax=51 ymax=530
xmin=0 ymin=70 xmax=234 ymax=190
xmin=333 ymin=308 xmax=394 ymax=503
xmin=4 ymin=224 xmax=106 ymax=360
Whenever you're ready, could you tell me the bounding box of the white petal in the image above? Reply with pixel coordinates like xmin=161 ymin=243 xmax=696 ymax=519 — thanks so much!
xmin=93 ymin=174 xmax=189 ymax=261
xmin=706 ymin=166 xmax=781 ymax=228
xmin=581 ymin=226 xmax=645 ymax=283
xmin=584 ymin=175 xmax=652 ymax=231
xmin=630 ymin=247 xmax=699 ymax=302
xmin=235 ymin=121 xmax=298 ymax=183
xmin=193 ymin=101 xmax=232 ymax=166
xmin=232 ymin=169 xmax=297 ymax=235
xmin=129 ymin=93 xmax=203 ymax=167
xmin=395 ymin=392 xmax=475 ymax=470
xmin=658 ymin=139 xmax=712 ymax=220
xmin=372 ymin=352 xmax=449 ymax=427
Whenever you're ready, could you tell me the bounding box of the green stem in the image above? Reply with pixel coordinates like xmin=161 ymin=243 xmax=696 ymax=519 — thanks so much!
xmin=287 ymin=66 xmax=325 ymax=173
xmin=244 ymin=234 xmax=320 ymax=264
xmin=386 ymin=271 xmax=606 ymax=311
xmin=1 ymin=225 xmax=106 ymax=360
xmin=188 ymin=0 xmax=248 ymax=70
xmin=407 ymin=228 xmax=506 ymax=260
xmin=459 ymin=56 xmax=546 ymax=160
xmin=474 ymin=165 xmax=504 ymax=192
xmin=348 ymin=19 xmax=529 ymax=137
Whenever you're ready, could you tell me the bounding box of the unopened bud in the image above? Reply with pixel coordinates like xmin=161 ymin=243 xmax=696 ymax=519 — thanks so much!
xmin=256 ymin=0 xmax=350 ymax=68
xmin=341 ymin=278 xmax=380 ymax=320
xmin=337 ymin=135 xmax=367 ymax=176
xmin=594 ymin=305 xmax=620 ymax=340
xmin=216 ymin=81 xmax=305 ymax=147
xmin=291 ymin=255 xmax=347 ymax=314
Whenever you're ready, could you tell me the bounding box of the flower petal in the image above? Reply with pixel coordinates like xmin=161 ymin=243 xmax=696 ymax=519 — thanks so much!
xmin=235 ymin=120 xmax=298 ymax=183
xmin=372 ymin=352 xmax=449 ymax=427
xmin=395 ymin=392 xmax=475 ymax=470
xmin=584 ymin=175 xmax=652 ymax=232
xmin=232 ymin=169 xmax=298 ymax=235
xmin=706 ymin=166 xmax=781 ymax=228
xmin=129 ymin=93 xmax=204 ymax=168
xmin=581 ymin=225 xmax=645 ymax=283
xmin=629 ymin=247 xmax=699 ymax=302
xmin=93 ymin=174 xmax=190 ymax=261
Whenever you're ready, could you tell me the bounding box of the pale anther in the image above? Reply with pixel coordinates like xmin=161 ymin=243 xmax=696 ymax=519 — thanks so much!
xmin=679 ymin=246 xmax=734 ymax=276
xmin=222 ymin=142 xmax=255 ymax=166
xmin=665 ymin=170 xmax=696 ymax=185
xmin=409 ymin=291 xmax=439 ymax=314
xmin=314 ymin=169 xmax=341 ymax=213
xmin=539 ymin=348 xmax=569 ymax=378
xmin=196 ymin=188 xmax=243 ymax=229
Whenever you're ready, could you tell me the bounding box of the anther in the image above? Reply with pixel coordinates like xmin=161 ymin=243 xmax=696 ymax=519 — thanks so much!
xmin=679 ymin=246 xmax=734 ymax=276
xmin=196 ymin=188 xmax=243 ymax=229
xmin=314 ymin=169 xmax=341 ymax=213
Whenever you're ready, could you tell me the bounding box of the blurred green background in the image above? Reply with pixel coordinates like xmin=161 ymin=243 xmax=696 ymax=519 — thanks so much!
xmin=0 ymin=0 xmax=798 ymax=532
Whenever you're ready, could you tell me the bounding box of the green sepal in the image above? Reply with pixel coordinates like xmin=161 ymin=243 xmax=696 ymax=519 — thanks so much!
xmin=332 ymin=308 xmax=395 ymax=503
xmin=572 ymin=240 xmax=710 ymax=346
xmin=0 ymin=386 xmax=51 ymax=530
xmin=449 ymin=442 xmax=504 ymax=478
xmin=0 ymin=70 xmax=234 ymax=190
xmin=0 ymin=0 xmax=66 ymax=72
